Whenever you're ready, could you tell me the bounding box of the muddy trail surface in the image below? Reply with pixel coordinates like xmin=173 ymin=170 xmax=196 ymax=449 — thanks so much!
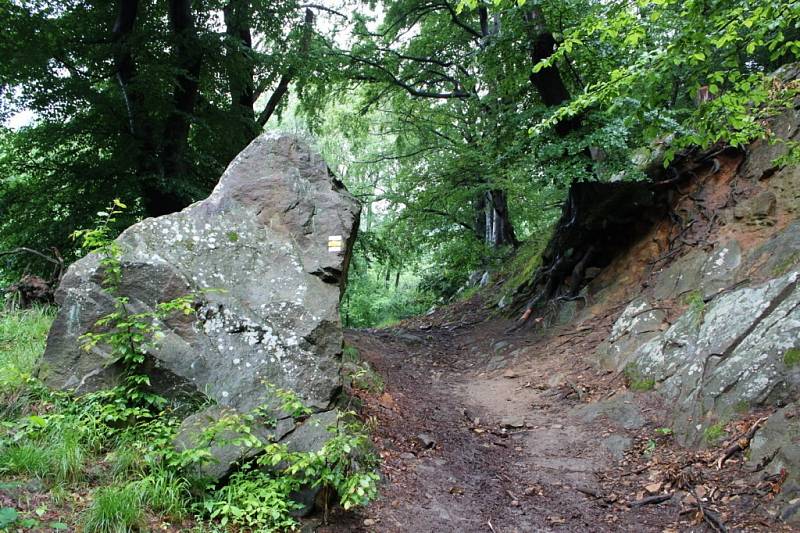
xmin=320 ymin=298 xmax=789 ymax=533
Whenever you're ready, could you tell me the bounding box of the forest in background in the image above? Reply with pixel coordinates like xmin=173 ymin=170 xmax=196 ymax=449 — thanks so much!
xmin=2 ymin=0 xmax=799 ymax=326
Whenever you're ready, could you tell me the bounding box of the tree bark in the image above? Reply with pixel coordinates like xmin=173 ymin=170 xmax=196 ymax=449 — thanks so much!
xmin=489 ymin=189 xmax=518 ymax=247
xmin=113 ymin=0 xmax=166 ymax=214
xmin=112 ymin=0 xmax=140 ymax=135
xmin=145 ymin=0 xmax=204 ymax=217
xmin=224 ymin=0 xmax=258 ymax=155
xmin=522 ymin=7 xmax=581 ymax=136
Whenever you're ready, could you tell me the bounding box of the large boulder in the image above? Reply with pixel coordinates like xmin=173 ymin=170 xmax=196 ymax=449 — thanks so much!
xmin=38 ymin=134 xmax=360 ymax=473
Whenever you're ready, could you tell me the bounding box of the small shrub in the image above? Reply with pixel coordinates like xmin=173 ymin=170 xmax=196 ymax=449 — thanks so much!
xmin=83 ymin=485 xmax=144 ymax=533
xmin=683 ymin=290 xmax=706 ymax=325
xmin=202 ymin=468 xmax=301 ymax=531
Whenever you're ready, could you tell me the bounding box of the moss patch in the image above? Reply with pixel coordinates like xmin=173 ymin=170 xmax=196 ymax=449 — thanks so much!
xmin=773 ymin=253 xmax=800 ymax=277
xmin=226 ymin=231 xmax=239 ymax=243
xmin=704 ymin=422 xmax=726 ymax=443
xmin=784 ymin=348 xmax=800 ymax=367
xmin=624 ymin=363 xmax=656 ymax=391
xmin=500 ymin=224 xmax=556 ymax=301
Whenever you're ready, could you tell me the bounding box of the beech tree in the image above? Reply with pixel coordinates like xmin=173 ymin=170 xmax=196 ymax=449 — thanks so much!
xmin=0 ymin=0 xmax=333 ymax=277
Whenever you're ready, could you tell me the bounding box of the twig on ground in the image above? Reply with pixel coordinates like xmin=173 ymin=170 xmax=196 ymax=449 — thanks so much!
xmin=690 ymin=487 xmax=728 ymax=533
xmin=716 ymin=417 xmax=768 ymax=470
xmin=630 ymin=493 xmax=672 ymax=507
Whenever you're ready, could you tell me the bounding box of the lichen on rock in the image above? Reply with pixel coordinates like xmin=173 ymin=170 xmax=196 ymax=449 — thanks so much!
xmin=38 ymin=134 xmax=360 ymax=479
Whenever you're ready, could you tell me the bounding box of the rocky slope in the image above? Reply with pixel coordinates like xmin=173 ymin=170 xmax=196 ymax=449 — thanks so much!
xmin=513 ymin=74 xmax=800 ymax=519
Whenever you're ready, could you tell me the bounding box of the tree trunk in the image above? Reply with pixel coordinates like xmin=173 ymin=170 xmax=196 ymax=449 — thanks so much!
xmin=522 ymin=7 xmax=582 ymax=136
xmin=224 ymin=0 xmax=258 ymax=155
xmin=474 ymin=189 xmax=518 ymax=248
xmin=145 ymin=0 xmax=204 ymax=217
xmin=488 ymin=189 xmax=518 ymax=247
xmin=112 ymin=0 xmax=162 ymax=192
xmin=474 ymin=191 xmax=487 ymax=243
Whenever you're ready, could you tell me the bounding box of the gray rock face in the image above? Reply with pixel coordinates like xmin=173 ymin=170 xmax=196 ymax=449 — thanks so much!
xmin=651 ymin=240 xmax=742 ymax=302
xmin=625 ymin=269 xmax=800 ymax=445
xmin=597 ymin=298 xmax=667 ymax=371
xmin=572 ymin=392 xmax=646 ymax=430
xmin=39 ymin=134 xmax=360 ymax=470
xmin=748 ymin=404 xmax=800 ymax=523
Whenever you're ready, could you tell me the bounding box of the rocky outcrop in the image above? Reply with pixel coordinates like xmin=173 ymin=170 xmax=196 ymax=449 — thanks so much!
xmin=622 ymin=267 xmax=800 ymax=446
xmin=748 ymin=403 xmax=800 ymax=523
xmin=38 ymin=133 xmax=360 ymax=477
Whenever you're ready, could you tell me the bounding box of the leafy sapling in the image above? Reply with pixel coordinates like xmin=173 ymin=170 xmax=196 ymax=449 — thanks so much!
xmin=73 ymin=200 xmax=197 ymax=414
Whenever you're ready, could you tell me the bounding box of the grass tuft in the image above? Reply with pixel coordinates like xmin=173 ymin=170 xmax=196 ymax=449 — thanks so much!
xmin=82 ymin=485 xmax=144 ymax=533
xmin=0 ymin=307 xmax=55 ymax=418
xmin=0 ymin=444 xmax=51 ymax=479
xmin=131 ymin=468 xmax=191 ymax=520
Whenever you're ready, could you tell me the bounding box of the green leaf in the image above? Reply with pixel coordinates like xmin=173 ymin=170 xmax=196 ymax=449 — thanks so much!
xmin=0 ymin=507 xmax=18 ymax=527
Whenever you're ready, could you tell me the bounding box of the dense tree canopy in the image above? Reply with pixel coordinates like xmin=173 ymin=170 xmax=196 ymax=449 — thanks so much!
xmin=2 ymin=0 xmax=799 ymax=322
xmin=0 ymin=0 xmax=334 ymax=278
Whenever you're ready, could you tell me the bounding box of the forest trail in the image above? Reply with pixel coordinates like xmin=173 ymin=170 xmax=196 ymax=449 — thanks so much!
xmin=320 ymin=296 xmax=791 ymax=533
xmin=320 ymin=299 xmax=674 ymax=532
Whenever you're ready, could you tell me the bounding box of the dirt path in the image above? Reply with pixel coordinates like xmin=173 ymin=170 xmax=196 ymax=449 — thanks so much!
xmin=321 ymin=300 xmax=787 ymax=532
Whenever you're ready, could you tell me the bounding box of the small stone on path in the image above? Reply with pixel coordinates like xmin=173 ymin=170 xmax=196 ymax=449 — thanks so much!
xmin=501 ymin=415 xmax=526 ymax=428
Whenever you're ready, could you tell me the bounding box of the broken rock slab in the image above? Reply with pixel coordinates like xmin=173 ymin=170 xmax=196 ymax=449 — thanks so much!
xmin=627 ymin=269 xmax=800 ymax=446
xmin=748 ymin=403 xmax=800 ymax=523
xmin=39 ymin=133 xmax=360 ymax=477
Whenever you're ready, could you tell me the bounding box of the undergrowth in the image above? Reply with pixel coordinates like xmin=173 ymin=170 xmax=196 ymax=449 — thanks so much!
xmin=0 ymin=202 xmax=380 ymax=531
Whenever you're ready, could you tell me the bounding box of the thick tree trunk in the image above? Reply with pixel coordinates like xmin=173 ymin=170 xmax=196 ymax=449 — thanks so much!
xmin=112 ymin=0 xmax=140 ymax=135
xmin=522 ymin=7 xmax=582 ymax=136
xmin=113 ymin=0 xmax=170 ymax=216
xmin=224 ymin=0 xmax=259 ymax=155
xmin=144 ymin=0 xmax=203 ymax=217
xmin=488 ymin=189 xmax=518 ymax=247
xmin=474 ymin=189 xmax=519 ymax=248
